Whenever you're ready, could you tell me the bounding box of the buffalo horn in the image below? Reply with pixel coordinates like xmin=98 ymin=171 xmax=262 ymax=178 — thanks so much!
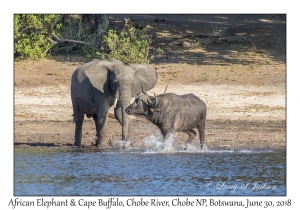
xmin=146 ymin=93 xmax=158 ymax=108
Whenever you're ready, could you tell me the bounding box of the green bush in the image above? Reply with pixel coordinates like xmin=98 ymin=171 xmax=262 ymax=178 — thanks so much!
xmin=14 ymin=15 xmax=152 ymax=64
xmin=14 ymin=14 xmax=60 ymax=59
xmin=97 ymin=27 xmax=151 ymax=64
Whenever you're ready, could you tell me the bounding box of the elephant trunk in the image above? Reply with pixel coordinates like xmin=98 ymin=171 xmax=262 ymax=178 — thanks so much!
xmin=120 ymin=96 xmax=131 ymax=141
xmin=121 ymin=101 xmax=130 ymax=141
xmin=122 ymin=111 xmax=129 ymax=141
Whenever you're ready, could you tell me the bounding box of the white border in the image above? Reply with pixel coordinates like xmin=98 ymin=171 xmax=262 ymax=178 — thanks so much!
xmin=2 ymin=0 xmax=299 ymax=209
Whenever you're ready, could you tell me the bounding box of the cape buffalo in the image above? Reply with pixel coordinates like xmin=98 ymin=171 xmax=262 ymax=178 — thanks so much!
xmin=125 ymin=93 xmax=207 ymax=149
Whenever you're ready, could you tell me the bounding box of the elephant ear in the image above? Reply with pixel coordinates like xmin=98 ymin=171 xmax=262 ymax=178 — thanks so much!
xmin=130 ymin=64 xmax=158 ymax=97
xmin=84 ymin=60 xmax=113 ymax=93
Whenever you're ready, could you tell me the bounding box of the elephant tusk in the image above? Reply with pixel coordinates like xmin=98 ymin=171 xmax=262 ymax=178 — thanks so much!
xmin=114 ymin=97 xmax=118 ymax=108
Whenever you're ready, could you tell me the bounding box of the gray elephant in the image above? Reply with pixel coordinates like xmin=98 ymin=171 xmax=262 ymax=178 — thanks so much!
xmin=71 ymin=59 xmax=158 ymax=147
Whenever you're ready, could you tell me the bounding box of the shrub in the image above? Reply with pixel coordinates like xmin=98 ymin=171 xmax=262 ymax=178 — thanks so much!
xmin=14 ymin=14 xmax=60 ymax=59
xmin=97 ymin=27 xmax=151 ymax=64
xmin=14 ymin=15 xmax=152 ymax=64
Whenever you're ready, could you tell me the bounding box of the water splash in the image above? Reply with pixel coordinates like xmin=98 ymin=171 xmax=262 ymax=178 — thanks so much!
xmin=113 ymin=140 xmax=131 ymax=149
xmin=184 ymin=143 xmax=208 ymax=152
xmin=143 ymin=134 xmax=209 ymax=153
xmin=109 ymin=134 xmax=269 ymax=154
xmin=144 ymin=134 xmax=176 ymax=153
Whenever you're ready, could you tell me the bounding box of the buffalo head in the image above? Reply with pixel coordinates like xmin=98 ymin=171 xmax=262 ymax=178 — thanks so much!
xmin=125 ymin=93 xmax=160 ymax=116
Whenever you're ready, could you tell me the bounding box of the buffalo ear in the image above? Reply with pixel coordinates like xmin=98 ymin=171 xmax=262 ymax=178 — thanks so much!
xmin=130 ymin=64 xmax=158 ymax=98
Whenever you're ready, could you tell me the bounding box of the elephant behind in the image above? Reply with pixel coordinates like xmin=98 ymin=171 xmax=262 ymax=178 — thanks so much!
xmin=71 ymin=59 xmax=158 ymax=147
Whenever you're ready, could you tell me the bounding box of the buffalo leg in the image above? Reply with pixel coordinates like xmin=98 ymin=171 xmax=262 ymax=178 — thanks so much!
xmin=198 ymin=118 xmax=206 ymax=149
xmin=160 ymin=122 xmax=172 ymax=141
xmin=185 ymin=129 xmax=196 ymax=145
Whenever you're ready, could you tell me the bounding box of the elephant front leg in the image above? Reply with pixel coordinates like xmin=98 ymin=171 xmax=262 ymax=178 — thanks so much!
xmin=93 ymin=114 xmax=108 ymax=148
xmin=71 ymin=91 xmax=85 ymax=147
xmin=74 ymin=112 xmax=84 ymax=146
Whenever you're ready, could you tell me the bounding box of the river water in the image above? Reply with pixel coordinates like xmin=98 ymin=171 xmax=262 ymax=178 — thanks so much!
xmin=14 ymin=137 xmax=286 ymax=196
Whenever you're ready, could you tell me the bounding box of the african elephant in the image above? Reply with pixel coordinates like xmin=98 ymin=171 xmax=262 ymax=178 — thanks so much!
xmin=71 ymin=59 xmax=158 ymax=147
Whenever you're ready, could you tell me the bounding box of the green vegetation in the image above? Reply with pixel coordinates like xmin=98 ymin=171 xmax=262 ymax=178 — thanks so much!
xmin=156 ymin=47 xmax=164 ymax=55
xmin=96 ymin=27 xmax=151 ymax=64
xmin=14 ymin=14 xmax=60 ymax=59
xmin=172 ymin=73 xmax=178 ymax=78
xmin=14 ymin=14 xmax=152 ymax=64
xmin=241 ymin=38 xmax=249 ymax=45
xmin=202 ymin=72 xmax=209 ymax=79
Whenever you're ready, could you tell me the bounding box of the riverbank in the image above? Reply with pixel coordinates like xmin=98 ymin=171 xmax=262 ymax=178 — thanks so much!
xmin=14 ymin=14 xmax=286 ymax=149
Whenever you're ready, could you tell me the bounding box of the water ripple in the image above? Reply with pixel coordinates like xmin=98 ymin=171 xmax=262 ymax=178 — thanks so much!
xmin=14 ymin=146 xmax=286 ymax=196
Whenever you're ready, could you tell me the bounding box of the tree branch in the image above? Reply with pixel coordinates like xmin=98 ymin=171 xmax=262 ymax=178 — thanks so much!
xmin=47 ymin=37 xmax=57 ymax=45
xmin=58 ymin=38 xmax=98 ymax=49
xmin=49 ymin=15 xmax=105 ymax=50
xmin=50 ymin=31 xmax=99 ymax=49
